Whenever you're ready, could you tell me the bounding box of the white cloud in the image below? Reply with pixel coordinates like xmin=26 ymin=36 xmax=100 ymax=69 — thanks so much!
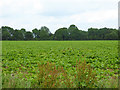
xmin=0 ymin=0 xmax=43 ymax=16
xmin=0 ymin=0 xmax=119 ymax=33
xmin=70 ymin=9 xmax=117 ymax=23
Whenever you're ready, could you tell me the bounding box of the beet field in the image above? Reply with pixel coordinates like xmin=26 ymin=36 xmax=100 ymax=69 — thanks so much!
xmin=2 ymin=41 xmax=119 ymax=88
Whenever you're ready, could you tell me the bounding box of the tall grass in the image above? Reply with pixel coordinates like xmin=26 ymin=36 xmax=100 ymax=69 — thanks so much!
xmin=36 ymin=60 xmax=97 ymax=88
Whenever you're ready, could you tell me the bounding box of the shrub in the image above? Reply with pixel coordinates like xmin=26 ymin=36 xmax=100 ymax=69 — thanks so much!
xmin=74 ymin=60 xmax=97 ymax=88
xmin=37 ymin=62 xmax=65 ymax=88
xmin=37 ymin=60 xmax=97 ymax=88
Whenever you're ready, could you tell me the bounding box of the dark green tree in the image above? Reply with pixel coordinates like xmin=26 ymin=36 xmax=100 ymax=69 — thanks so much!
xmin=104 ymin=29 xmax=118 ymax=40
xmin=39 ymin=26 xmax=51 ymax=40
xmin=12 ymin=29 xmax=24 ymax=40
xmin=88 ymin=28 xmax=99 ymax=40
xmin=1 ymin=25 xmax=119 ymax=40
xmin=54 ymin=27 xmax=69 ymax=40
xmin=20 ymin=28 xmax=26 ymax=40
xmin=25 ymin=31 xmax=33 ymax=40
xmin=80 ymin=31 xmax=88 ymax=40
xmin=49 ymin=33 xmax=54 ymax=40
xmin=1 ymin=26 xmax=14 ymax=40
xmin=68 ymin=24 xmax=81 ymax=40
xmin=32 ymin=28 xmax=40 ymax=40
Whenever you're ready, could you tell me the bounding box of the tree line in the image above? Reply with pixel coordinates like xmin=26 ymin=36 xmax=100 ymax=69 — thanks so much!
xmin=1 ymin=24 xmax=119 ymax=40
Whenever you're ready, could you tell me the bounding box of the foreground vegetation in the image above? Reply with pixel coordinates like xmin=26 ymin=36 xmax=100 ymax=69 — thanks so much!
xmin=2 ymin=41 xmax=119 ymax=88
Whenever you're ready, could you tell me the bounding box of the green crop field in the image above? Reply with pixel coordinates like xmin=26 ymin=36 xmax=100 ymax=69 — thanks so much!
xmin=2 ymin=41 xmax=119 ymax=88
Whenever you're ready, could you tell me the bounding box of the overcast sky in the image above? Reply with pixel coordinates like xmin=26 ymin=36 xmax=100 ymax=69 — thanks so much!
xmin=0 ymin=0 xmax=119 ymax=33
